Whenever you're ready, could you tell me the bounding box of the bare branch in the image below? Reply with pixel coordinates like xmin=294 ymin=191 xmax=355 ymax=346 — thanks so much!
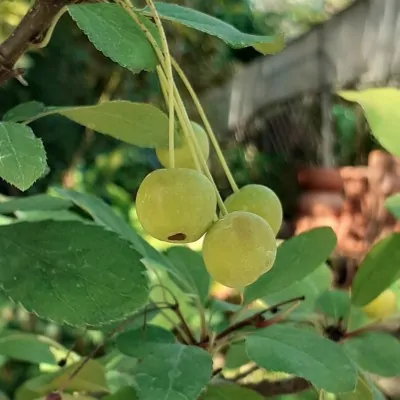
xmin=0 ymin=0 xmax=79 ymax=86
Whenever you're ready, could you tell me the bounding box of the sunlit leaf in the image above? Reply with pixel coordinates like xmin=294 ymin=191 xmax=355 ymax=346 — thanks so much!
xmin=351 ymin=233 xmax=400 ymax=306
xmin=0 ymin=122 xmax=47 ymax=191
xmin=338 ymin=88 xmax=400 ymax=157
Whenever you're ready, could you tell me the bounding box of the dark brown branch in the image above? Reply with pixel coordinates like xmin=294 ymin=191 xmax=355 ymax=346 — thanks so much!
xmin=0 ymin=0 xmax=79 ymax=86
xmin=244 ymin=377 xmax=311 ymax=397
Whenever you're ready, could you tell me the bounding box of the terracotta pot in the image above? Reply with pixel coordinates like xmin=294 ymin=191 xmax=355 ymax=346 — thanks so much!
xmin=296 ymin=167 xmax=343 ymax=192
xmin=297 ymin=191 xmax=344 ymax=216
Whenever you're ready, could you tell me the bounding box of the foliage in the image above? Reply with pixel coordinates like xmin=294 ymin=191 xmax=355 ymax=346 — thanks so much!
xmin=0 ymin=1 xmax=399 ymax=400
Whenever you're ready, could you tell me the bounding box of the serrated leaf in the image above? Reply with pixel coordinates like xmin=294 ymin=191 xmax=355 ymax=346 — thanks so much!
xmin=351 ymin=233 xmax=400 ymax=306
xmin=201 ymin=384 xmax=263 ymax=400
xmin=142 ymin=2 xmax=283 ymax=54
xmin=264 ymin=263 xmax=332 ymax=316
xmin=0 ymin=330 xmax=60 ymax=365
xmin=338 ymin=88 xmax=400 ymax=157
xmin=52 ymin=188 xmax=147 ymax=257
xmin=244 ymin=227 xmax=336 ymax=304
xmin=316 ymin=290 xmax=351 ymax=322
xmin=15 ymin=359 xmax=108 ymax=400
xmin=116 ymin=325 xmax=175 ymax=358
xmin=0 ymin=194 xmax=71 ymax=214
xmin=4 ymin=102 xmax=172 ymax=148
xmin=103 ymin=387 xmax=138 ymax=400
xmin=385 ymin=194 xmax=400 ymax=219
xmin=164 ymin=246 xmax=210 ymax=304
xmin=343 ymin=332 xmax=400 ymax=377
xmin=134 ymin=343 xmax=212 ymax=400
xmin=68 ymin=3 xmax=159 ymax=73
xmin=0 ymin=220 xmax=148 ymax=327
xmin=0 ymin=122 xmax=47 ymax=191
xmin=246 ymin=325 xmax=357 ymax=392
xmin=3 ymin=101 xmax=50 ymax=123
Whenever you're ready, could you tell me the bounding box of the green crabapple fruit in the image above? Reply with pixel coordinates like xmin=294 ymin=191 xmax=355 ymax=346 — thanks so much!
xmin=136 ymin=168 xmax=216 ymax=243
xmin=362 ymin=289 xmax=397 ymax=319
xmin=202 ymin=211 xmax=277 ymax=289
xmin=223 ymin=184 xmax=283 ymax=236
xmin=156 ymin=122 xmax=210 ymax=169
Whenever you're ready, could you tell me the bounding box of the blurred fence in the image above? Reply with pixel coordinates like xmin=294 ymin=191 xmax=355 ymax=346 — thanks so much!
xmin=201 ymin=0 xmax=400 ymax=166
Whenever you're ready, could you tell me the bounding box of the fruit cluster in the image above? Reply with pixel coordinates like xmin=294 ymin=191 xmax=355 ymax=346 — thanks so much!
xmin=136 ymin=122 xmax=283 ymax=289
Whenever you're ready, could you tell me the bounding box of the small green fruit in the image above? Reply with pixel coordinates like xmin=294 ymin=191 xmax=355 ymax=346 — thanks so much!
xmin=223 ymin=184 xmax=283 ymax=236
xmin=156 ymin=122 xmax=210 ymax=169
xmin=136 ymin=168 xmax=216 ymax=243
xmin=362 ymin=289 xmax=397 ymax=319
xmin=203 ymin=211 xmax=277 ymax=289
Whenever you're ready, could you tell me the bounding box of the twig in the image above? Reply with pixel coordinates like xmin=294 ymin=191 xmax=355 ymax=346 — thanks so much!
xmin=208 ymin=296 xmax=305 ymax=343
xmin=0 ymin=0 xmax=80 ymax=86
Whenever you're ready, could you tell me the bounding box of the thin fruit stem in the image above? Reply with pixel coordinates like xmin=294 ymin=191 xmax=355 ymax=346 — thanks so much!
xmin=171 ymin=58 xmax=239 ymax=193
xmin=157 ymin=67 xmax=228 ymax=215
xmin=145 ymin=0 xmax=175 ymax=168
xmin=117 ymin=1 xmax=227 ymax=216
xmin=157 ymin=66 xmax=202 ymax=172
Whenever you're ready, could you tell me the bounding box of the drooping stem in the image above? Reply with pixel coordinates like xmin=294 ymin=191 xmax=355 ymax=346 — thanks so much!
xmin=145 ymin=0 xmax=175 ymax=168
xmin=157 ymin=67 xmax=228 ymax=215
xmin=171 ymin=58 xmax=239 ymax=193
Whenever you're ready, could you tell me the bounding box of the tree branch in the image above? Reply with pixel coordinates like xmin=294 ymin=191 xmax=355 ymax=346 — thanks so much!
xmin=0 ymin=0 xmax=79 ymax=86
xmin=244 ymin=376 xmax=311 ymax=397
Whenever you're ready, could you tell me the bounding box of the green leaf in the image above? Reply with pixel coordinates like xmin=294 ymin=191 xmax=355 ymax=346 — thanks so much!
xmin=103 ymin=387 xmax=139 ymax=400
xmin=264 ymin=262 xmax=332 ymax=316
xmin=5 ymin=102 xmax=172 ymax=148
xmin=316 ymin=290 xmax=351 ymax=322
xmin=338 ymin=88 xmax=400 ymax=157
xmin=246 ymin=325 xmax=357 ymax=393
xmin=0 ymin=194 xmax=71 ymax=214
xmin=343 ymin=332 xmax=400 ymax=377
xmin=58 ymin=102 xmax=170 ymax=148
xmin=164 ymin=246 xmax=210 ymax=304
xmin=142 ymin=2 xmax=284 ymax=55
xmin=338 ymin=373 xmax=373 ymax=400
xmin=351 ymin=233 xmax=400 ymax=306
xmin=0 ymin=220 xmax=148 ymax=326
xmin=201 ymin=384 xmax=263 ymax=400
xmin=68 ymin=3 xmax=159 ymax=73
xmin=224 ymin=341 xmax=250 ymax=370
xmin=15 ymin=210 xmax=83 ymax=222
xmin=385 ymin=194 xmax=400 ymax=219
xmin=15 ymin=359 xmax=108 ymax=400
xmin=52 ymin=188 xmax=147 ymax=257
xmin=244 ymin=227 xmax=337 ymax=304
xmin=116 ymin=325 xmax=175 ymax=358
xmin=134 ymin=344 xmax=212 ymax=400
xmin=3 ymin=101 xmax=49 ymax=123
xmin=0 ymin=330 xmax=60 ymax=365
xmin=0 ymin=122 xmax=47 ymax=191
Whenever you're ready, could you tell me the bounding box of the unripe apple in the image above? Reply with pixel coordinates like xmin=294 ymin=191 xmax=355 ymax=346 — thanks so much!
xmin=202 ymin=211 xmax=277 ymax=289
xmin=136 ymin=168 xmax=216 ymax=243
xmin=362 ymin=289 xmax=397 ymax=319
xmin=223 ymin=184 xmax=283 ymax=236
xmin=156 ymin=122 xmax=209 ymax=169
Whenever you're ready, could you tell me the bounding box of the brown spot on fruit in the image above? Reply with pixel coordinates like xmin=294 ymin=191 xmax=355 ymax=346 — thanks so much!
xmin=168 ymin=233 xmax=186 ymax=241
